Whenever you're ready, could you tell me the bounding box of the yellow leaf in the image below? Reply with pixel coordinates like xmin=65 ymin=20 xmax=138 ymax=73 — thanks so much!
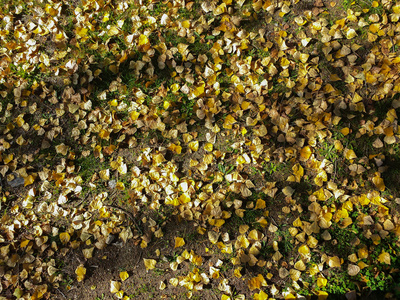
xmin=143 ymin=258 xmax=157 ymax=270
xmin=372 ymin=174 xmax=385 ymax=191
xmin=248 ymin=274 xmax=267 ymax=291
xmin=346 ymin=28 xmax=357 ymax=39
xmin=334 ymin=140 xmax=343 ymax=151
xmin=138 ymin=34 xmax=149 ymax=46
xmin=204 ymin=143 xmax=213 ymax=152
xmin=254 ymin=290 xmax=269 ymax=300
xmin=328 ymin=256 xmax=341 ymax=268
xmin=234 ymin=267 xmax=242 ymax=278
xmin=76 ymin=27 xmax=88 ymax=38
xmin=348 ymin=264 xmax=360 ymax=276
xmin=344 ymin=148 xmax=357 ymax=160
xmin=24 ymin=175 xmax=36 ymax=186
xmin=284 ymin=293 xmax=296 ymax=300
xmin=120 ymin=271 xmax=129 ymax=281
xmin=340 ymin=127 xmax=350 ymax=136
xmin=130 ymin=111 xmax=140 ymax=121
xmin=159 ymin=280 xmax=166 ymax=290
xmin=108 ymin=25 xmax=119 ymax=36
xmin=174 ymin=237 xmax=185 ymax=248
xmin=298 ymin=244 xmax=310 ymax=255
xmin=188 ymin=141 xmax=199 ymax=152
xmin=239 ymin=225 xmax=249 ymax=234
xmin=318 ymin=291 xmax=329 ymax=300
xmin=59 ymin=232 xmax=70 ymax=244
xmin=109 ymin=99 xmax=118 ymax=106
xmin=255 ymin=199 xmax=266 ymax=209
xmin=292 ymin=163 xmax=304 ymax=182
xmin=300 ymin=146 xmax=312 ymax=161
xmin=248 ymin=229 xmax=263 ymax=241
xmin=223 ymin=114 xmax=237 ymax=129
xmin=83 ymin=247 xmax=94 ymax=259
xmin=99 ymin=169 xmax=110 ymax=180
xmin=20 ymin=240 xmax=30 ymax=248
xmin=3 ymin=153 xmax=13 ymax=164
xmin=115 ymin=290 xmax=124 ymax=299
xmin=294 ymin=260 xmax=306 ymax=271
xmin=378 ymin=251 xmax=391 ymax=264
xmin=110 ymin=280 xmax=121 ymax=293
xmin=75 ymin=264 xmax=86 ymax=282
xmin=317 ymin=277 xmax=327 ymax=288
xmin=208 ymin=231 xmax=220 ymax=244
xmin=293 ymin=217 xmax=303 ymax=227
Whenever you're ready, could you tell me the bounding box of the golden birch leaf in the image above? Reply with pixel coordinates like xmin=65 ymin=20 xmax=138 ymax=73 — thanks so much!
xmin=328 ymin=256 xmax=341 ymax=268
xmin=208 ymin=231 xmax=220 ymax=244
xmin=334 ymin=140 xmax=343 ymax=151
xmin=24 ymin=175 xmax=36 ymax=186
xmin=346 ymin=28 xmax=357 ymax=39
xmin=248 ymin=274 xmax=267 ymax=291
xmin=204 ymin=143 xmax=213 ymax=152
xmin=188 ymin=141 xmax=199 ymax=152
xmin=317 ymin=277 xmax=327 ymax=288
xmin=298 ymin=244 xmax=310 ymax=255
xmin=300 ymin=146 xmax=312 ymax=161
xmin=372 ymin=138 xmax=383 ymax=148
xmin=59 ymin=232 xmax=70 ymax=244
xmin=130 ymin=111 xmax=140 ymax=121
xmin=223 ymin=114 xmax=236 ymax=129
xmin=99 ymin=169 xmax=110 ymax=180
xmin=159 ymin=281 xmax=166 ymax=290
xmin=372 ymin=174 xmax=385 ymax=191
xmin=110 ymin=280 xmax=121 ymax=293
xmin=115 ymin=290 xmax=124 ymax=299
xmin=293 ymin=217 xmax=303 ymax=227
xmin=348 ymin=264 xmax=360 ymax=276
xmin=344 ymin=148 xmax=357 ymax=160
xmin=234 ymin=267 xmax=242 ymax=278
xmin=254 ymin=290 xmax=269 ymax=300
xmin=383 ymin=219 xmax=395 ymax=231
xmin=255 ymin=199 xmax=266 ymax=209
xmin=294 ymin=260 xmax=306 ymax=271
xmin=143 ymin=258 xmax=157 ymax=270
xmin=138 ymin=34 xmax=149 ymax=46
xmin=318 ymin=291 xmax=329 ymax=300
xmin=120 ymin=271 xmax=129 ymax=281
xmin=82 ymin=247 xmax=94 ymax=259
xmin=282 ymin=186 xmax=294 ymax=197
xmin=174 ymin=237 xmax=185 ymax=248
xmin=378 ymin=251 xmax=391 ymax=264
xmin=75 ymin=264 xmax=86 ymax=282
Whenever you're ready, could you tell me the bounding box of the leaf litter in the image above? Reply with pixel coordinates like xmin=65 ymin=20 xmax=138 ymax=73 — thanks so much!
xmin=1 ymin=0 xmax=400 ymax=299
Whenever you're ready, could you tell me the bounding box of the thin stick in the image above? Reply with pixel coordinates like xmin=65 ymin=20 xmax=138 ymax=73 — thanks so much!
xmin=57 ymin=288 xmax=66 ymax=299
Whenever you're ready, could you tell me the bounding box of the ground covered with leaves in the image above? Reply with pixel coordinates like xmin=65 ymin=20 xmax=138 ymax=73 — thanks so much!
xmin=1 ymin=0 xmax=400 ymax=299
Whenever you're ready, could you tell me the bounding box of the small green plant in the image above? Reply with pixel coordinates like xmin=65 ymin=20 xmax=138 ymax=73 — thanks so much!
xmin=318 ymin=141 xmax=339 ymax=161
xmin=153 ymin=268 xmax=166 ymax=276
xmin=321 ymin=270 xmax=357 ymax=294
xmin=263 ymin=161 xmax=283 ymax=175
xmin=218 ymin=163 xmax=234 ymax=175
xmin=275 ymin=228 xmax=294 ymax=255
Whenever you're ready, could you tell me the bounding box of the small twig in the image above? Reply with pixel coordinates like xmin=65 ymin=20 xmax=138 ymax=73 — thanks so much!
xmin=74 ymin=190 xmax=91 ymax=208
xmin=105 ymin=204 xmax=143 ymax=235
xmin=136 ymin=250 xmax=143 ymax=265
xmin=270 ymin=215 xmax=279 ymax=227
xmin=57 ymin=288 xmax=66 ymax=299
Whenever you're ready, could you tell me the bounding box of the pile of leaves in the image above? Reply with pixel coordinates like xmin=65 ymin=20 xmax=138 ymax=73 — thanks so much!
xmin=1 ymin=0 xmax=400 ymax=299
